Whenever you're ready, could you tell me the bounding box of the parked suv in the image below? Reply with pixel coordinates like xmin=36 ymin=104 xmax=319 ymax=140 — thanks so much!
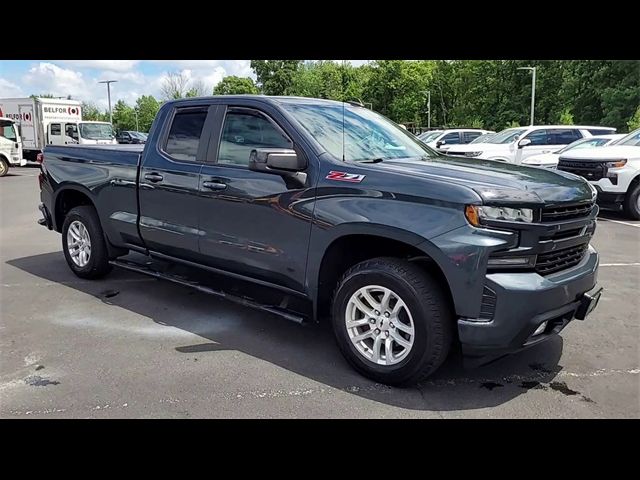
xmin=116 ymin=130 xmax=147 ymax=144
xmin=522 ymin=134 xmax=624 ymax=169
xmin=557 ymin=128 xmax=640 ymax=219
xmin=447 ymin=125 xmax=616 ymax=164
xmin=417 ymin=128 xmax=494 ymax=152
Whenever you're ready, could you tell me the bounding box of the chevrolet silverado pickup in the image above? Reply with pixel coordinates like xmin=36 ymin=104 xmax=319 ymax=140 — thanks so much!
xmin=37 ymin=96 xmax=602 ymax=385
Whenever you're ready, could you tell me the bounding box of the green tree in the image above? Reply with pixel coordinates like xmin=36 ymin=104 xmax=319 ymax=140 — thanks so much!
xmin=111 ymin=100 xmax=136 ymax=131
xmin=213 ymin=76 xmax=259 ymax=95
xmin=250 ymin=60 xmax=302 ymax=95
xmin=82 ymin=102 xmax=108 ymax=121
xmin=135 ymin=95 xmax=160 ymax=132
xmin=559 ymin=108 xmax=574 ymax=124
xmin=628 ymin=106 xmax=640 ymax=131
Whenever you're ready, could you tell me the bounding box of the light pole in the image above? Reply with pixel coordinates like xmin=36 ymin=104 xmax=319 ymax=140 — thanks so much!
xmin=423 ymin=90 xmax=431 ymax=128
xmin=134 ymin=107 xmax=139 ymax=132
xmin=517 ymin=66 xmax=536 ymax=125
xmin=98 ymin=80 xmax=118 ymax=125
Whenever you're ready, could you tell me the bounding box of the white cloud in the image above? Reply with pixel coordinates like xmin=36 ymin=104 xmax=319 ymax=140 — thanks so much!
xmin=57 ymin=60 xmax=140 ymax=72
xmin=0 ymin=78 xmax=25 ymax=97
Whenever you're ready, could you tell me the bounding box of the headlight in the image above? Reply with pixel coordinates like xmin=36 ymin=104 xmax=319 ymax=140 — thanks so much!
xmin=464 ymin=151 xmax=483 ymax=157
xmin=605 ymin=159 xmax=627 ymax=168
xmin=465 ymin=205 xmax=534 ymax=226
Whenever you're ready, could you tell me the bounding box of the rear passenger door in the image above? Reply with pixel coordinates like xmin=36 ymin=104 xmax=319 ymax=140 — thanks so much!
xmin=196 ymin=104 xmax=316 ymax=293
xmin=462 ymin=131 xmax=483 ymax=144
xmin=138 ymin=105 xmax=212 ymax=260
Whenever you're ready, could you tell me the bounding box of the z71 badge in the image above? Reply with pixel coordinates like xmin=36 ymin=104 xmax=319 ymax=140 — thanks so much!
xmin=326 ymin=171 xmax=366 ymax=183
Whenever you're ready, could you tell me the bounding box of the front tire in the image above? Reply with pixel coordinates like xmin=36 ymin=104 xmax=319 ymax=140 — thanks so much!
xmin=0 ymin=158 xmax=9 ymax=177
xmin=62 ymin=206 xmax=112 ymax=279
xmin=331 ymin=257 xmax=453 ymax=386
xmin=623 ymin=183 xmax=640 ymax=220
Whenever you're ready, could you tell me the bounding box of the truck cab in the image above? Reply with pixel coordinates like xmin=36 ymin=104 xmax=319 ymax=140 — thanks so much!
xmin=0 ymin=117 xmax=25 ymax=176
xmin=47 ymin=121 xmax=117 ymax=146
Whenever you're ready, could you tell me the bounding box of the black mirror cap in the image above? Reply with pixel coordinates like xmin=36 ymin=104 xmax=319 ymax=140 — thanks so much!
xmin=249 ymin=148 xmax=307 ymax=173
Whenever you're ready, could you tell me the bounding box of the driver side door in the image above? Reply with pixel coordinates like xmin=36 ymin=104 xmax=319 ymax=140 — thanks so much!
xmin=196 ymin=104 xmax=316 ymax=293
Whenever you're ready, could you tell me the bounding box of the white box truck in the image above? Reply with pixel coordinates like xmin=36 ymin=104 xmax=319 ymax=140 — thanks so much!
xmin=0 ymin=116 xmax=24 ymax=176
xmin=0 ymin=97 xmax=116 ymax=162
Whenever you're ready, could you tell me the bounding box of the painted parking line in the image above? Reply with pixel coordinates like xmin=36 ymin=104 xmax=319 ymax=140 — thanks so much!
xmin=599 ymin=263 xmax=640 ymax=267
xmin=598 ymin=218 xmax=640 ymax=228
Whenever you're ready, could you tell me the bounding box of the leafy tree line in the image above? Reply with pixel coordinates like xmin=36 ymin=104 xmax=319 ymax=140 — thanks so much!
xmin=61 ymin=60 xmax=640 ymax=133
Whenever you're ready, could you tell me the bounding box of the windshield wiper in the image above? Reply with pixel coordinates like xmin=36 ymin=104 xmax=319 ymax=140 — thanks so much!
xmin=358 ymin=158 xmax=384 ymax=163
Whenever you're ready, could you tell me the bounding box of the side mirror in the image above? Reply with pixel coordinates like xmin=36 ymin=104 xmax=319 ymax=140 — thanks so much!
xmin=518 ymin=138 xmax=531 ymax=148
xmin=436 ymin=140 xmax=445 ymax=147
xmin=249 ymin=148 xmax=307 ymax=173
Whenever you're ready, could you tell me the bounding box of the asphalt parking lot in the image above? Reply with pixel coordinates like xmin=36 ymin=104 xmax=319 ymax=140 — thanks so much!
xmin=1 ymin=167 xmax=638 ymax=418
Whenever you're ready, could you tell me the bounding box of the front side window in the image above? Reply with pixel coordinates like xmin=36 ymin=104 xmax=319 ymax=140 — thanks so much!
xmin=441 ymin=132 xmax=461 ymax=145
xmin=164 ymin=109 xmax=208 ymax=161
xmin=524 ymin=129 xmax=549 ymax=145
xmin=218 ymin=110 xmax=292 ymax=166
xmin=66 ymin=123 xmax=78 ymax=140
xmin=281 ymin=102 xmax=431 ymax=162
xmin=0 ymin=120 xmax=17 ymax=141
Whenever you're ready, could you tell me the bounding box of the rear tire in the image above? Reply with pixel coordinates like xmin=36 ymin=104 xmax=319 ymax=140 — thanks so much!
xmin=623 ymin=182 xmax=640 ymax=220
xmin=62 ymin=206 xmax=112 ymax=279
xmin=331 ymin=257 xmax=453 ymax=386
xmin=0 ymin=158 xmax=8 ymax=177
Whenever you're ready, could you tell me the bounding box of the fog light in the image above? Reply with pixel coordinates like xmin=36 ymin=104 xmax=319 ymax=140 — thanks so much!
xmin=487 ymin=257 xmax=532 ymax=266
xmin=532 ymin=321 xmax=548 ymax=336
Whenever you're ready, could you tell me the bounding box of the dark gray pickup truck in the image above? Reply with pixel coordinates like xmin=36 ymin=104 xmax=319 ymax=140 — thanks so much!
xmin=37 ymin=96 xmax=602 ymax=385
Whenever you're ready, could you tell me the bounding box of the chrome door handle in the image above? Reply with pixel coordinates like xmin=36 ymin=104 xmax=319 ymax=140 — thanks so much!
xmin=202 ymin=181 xmax=227 ymax=191
xmin=144 ymin=173 xmax=164 ymax=182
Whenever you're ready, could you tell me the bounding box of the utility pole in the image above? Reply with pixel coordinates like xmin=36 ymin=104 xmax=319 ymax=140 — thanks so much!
xmin=423 ymin=90 xmax=431 ymax=128
xmin=98 ymin=80 xmax=118 ymax=125
xmin=517 ymin=66 xmax=536 ymax=125
xmin=135 ymin=108 xmax=139 ymax=132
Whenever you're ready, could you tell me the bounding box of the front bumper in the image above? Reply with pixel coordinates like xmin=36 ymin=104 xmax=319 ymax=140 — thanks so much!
xmin=458 ymin=245 xmax=599 ymax=361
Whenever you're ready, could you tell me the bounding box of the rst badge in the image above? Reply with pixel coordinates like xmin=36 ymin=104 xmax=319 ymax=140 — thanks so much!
xmin=326 ymin=171 xmax=366 ymax=183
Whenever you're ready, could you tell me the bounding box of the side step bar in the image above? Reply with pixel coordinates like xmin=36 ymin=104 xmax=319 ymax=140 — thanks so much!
xmin=109 ymin=259 xmax=306 ymax=325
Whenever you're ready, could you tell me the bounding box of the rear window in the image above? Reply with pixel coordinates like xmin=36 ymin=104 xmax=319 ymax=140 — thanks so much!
xmin=164 ymin=109 xmax=208 ymax=162
xmin=585 ymin=128 xmax=616 ymax=135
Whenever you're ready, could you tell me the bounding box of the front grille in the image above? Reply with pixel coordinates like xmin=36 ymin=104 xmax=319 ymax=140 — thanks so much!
xmin=558 ymin=158 xmax=607 ymax=181
xmin=535 ymin=243 xmax=588 ymax=276
xmin=479 ymin=286 xmax=497 ymax=320
xmin=541 ymin=227 xmax=584 ymax=241
xmin=541 ymin=202 xmax=595 ymax=222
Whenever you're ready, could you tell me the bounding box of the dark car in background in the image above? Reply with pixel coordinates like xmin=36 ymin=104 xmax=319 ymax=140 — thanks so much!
xmin=116 ymin=131 xmax=147 ymax=144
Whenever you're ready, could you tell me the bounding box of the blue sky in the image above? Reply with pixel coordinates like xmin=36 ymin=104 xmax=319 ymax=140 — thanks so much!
xmin=0 ymin=60 xmax=369 ymax=110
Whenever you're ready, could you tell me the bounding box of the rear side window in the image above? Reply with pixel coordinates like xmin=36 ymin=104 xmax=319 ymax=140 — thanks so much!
xmin=463 ymin=131 xmax=483 ymax=143
xmin=548 ymin=129 xmax=582 ymax=144
xmin=164 ymin=109 xmax=208 ymax=162
xmin=586 ymin=128 xmax=615 ymax=135
xmin=50 ymin=123 xmax=61 ymax=135
xmin=441 ymin=132 xmax=461 ymax=144
xmin=218 ymin=110 xmax=292 ymax=166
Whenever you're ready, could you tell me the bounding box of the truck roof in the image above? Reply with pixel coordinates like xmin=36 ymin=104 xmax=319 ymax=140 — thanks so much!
xmin=167 ymin=95 xmax=352 ymax=107
xmin=0 ymin=97 xmax=82 ymax=105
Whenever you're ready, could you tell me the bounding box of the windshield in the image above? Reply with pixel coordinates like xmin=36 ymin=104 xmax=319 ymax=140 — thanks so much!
xmin=0 ymin=120 xmax=17 ymax=142
xmin=485 ymin=128 xmax=527 ymax=144
xmin=470 ymin=133 xmax=494 ymax=144
xmin=616 ymin=128 xmax=640 ymax=147
xmin=79 ymin=122 xmax=114 ymax=140
xmin=282 ymin=102 xmax=433 ymax=161
xmin=558 ymin=137 xmax=611 ymax=153
xmin=130 ymin=131 xmax=146 ymax=140
xmin=418 ymin=131 xmax=443 ymax=142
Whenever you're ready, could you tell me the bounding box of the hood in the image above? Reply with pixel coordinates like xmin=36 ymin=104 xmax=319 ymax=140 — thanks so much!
xmin=522 ymin=153 xmax=559 ymax=165
xmin=376 ymin=155 xmax=595 ymax=205
xmin=445 ymin=142 xmax=512 ymax=153
xmin=559 ymin=145 xmax=640 ymax=160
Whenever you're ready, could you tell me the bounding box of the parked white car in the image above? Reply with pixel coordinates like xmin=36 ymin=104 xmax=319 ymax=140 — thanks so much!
xmin=446 ymin=125 xmax=616 ymax=164
xmin=522 ymin=134 xmax=624 ymax=168
xmin=557 ymin=128 xmax=640 ymax=219
xmin=417 ymin=128 xmax=494 ymax=152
